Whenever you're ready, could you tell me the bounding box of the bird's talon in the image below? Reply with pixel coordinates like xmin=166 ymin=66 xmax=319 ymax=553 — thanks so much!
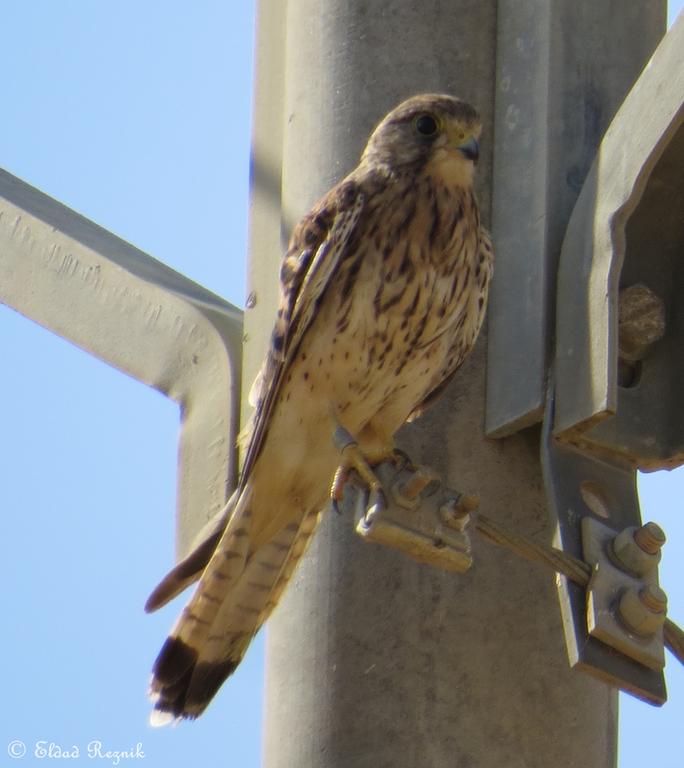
xmin=367 ymin=488 xmax=387 ymax=523
xmin=330 ymin=463 xmax=350 ymax=504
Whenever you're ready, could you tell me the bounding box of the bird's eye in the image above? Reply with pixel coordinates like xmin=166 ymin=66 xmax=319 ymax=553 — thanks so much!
xmin=414 ymin=113 xmax=438 ymax=137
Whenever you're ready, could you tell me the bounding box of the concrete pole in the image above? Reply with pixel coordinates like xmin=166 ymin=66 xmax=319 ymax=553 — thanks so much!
xmin=244 ymin=2 xmax=665 ymax=765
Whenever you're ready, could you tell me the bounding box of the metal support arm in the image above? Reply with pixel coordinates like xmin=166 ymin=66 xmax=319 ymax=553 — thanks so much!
xmin=0 ymin=169 xmax=244 ymax=555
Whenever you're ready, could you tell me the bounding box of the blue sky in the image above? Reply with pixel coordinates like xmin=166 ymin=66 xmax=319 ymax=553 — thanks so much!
xmin=0 ymin=3 xmax=682 ymax=768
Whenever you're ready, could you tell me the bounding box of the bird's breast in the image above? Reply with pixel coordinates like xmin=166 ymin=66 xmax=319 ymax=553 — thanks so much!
xmin=309 ymin=182 xmax=481 ymax=426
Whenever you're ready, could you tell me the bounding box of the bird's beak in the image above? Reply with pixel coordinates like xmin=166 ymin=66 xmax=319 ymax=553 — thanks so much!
xmin=457 ymin=135 xmax=480 ymax=163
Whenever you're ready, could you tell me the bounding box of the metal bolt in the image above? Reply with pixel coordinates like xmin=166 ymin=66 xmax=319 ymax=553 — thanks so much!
xmin=439 ymin=494 xmax=478 ymax=531
xmin=392 ymin=466 xmax=440 ymax=508
xmin=639 ymin=584 xmax=668 ymax=614
xmin=633 ymin=521 xmax=666 ymax=555
xmin=618 ymin=284 xmax=665 ymax=363
xmin=618 ymin=583 xmax=668 ymax=637
xmin=610 ymin=522 xmax=665 ymax=577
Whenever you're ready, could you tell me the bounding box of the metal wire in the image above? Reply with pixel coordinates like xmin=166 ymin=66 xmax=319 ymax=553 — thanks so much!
xmin=473 ymin=512 xmax=684 ymax=668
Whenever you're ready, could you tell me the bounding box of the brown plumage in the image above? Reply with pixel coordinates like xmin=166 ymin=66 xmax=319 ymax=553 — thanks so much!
xmin=146 ymin=93 xmax=493 ymax=722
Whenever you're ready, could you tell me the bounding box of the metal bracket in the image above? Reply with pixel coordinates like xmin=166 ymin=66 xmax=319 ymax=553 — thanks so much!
xmin=0 ymin=168 xmax=244 ymax=557
xmin=541 ymin=18 xmax=684 ymax=706
xmin=582 ymin=517 xmax=666 ymax=673
xmin=553 ymin=14 xmax=684 ymax=470
xmin=344 ymin=460 xmax=474 ymax=575
xmin=541 ymin=397 xmax=667 ymax=705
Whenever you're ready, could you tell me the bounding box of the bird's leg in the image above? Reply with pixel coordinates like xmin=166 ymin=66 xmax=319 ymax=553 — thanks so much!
xmin=330 ymin=425 xmax=406 ymax=514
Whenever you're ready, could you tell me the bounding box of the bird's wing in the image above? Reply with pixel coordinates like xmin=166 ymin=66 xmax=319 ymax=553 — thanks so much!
xmin=144 ymin=492 xmax=238 ymax=612
xmin=239 ymin=179 xmax=365 ymax=488
xmin=406 ymin=227 xmax=493 ymax=422
xmin=144 ymin=179 xmax=366 ymax=615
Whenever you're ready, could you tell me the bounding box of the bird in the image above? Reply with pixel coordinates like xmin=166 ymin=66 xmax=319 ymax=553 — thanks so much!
xmin=145 ymin=92 xmax=493 ymax=722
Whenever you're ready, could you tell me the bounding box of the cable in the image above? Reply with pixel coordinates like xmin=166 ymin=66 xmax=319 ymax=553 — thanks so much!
xmin=473 ymin=511 xmax=684 ymax=668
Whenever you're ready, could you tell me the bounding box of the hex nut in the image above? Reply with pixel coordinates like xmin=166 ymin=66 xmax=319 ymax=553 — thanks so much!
xmin=610 ymin=525 xmax=662 ymax=577
xmin=618 ymin=585 xmax=668 ymax=637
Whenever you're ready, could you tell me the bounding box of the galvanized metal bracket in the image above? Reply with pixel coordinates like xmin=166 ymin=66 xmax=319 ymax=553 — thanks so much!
xmin=538 ymin=17 xmax=684 ymax=705
xmin=541 ymin=401 xmax=667 ymax=705
xmin=0 ymin=168 xmax=244 ymax=557
xmin=553 ymin=14 xmax=684 ymax=470
xmin=485 ymin=1 xmax=665 ymax=438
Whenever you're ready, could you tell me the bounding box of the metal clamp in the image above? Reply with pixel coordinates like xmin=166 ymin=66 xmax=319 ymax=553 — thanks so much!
xmin=343 ymin=459 xmax=475 ymax=575
xmin=583 ymin=517 xmax=667 ymax=672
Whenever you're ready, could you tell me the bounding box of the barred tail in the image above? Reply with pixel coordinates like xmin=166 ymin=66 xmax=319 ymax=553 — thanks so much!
xmin=148 ymin=506 xmax=321 ymax=722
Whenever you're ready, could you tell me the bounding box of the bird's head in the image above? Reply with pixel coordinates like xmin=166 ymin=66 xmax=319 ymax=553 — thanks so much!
xmin=361 ymin=94 xmax=481 ymax=183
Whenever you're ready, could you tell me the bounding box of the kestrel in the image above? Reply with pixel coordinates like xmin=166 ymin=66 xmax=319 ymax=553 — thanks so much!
xmin=146 ymin=93 xmax=493 ymax=721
